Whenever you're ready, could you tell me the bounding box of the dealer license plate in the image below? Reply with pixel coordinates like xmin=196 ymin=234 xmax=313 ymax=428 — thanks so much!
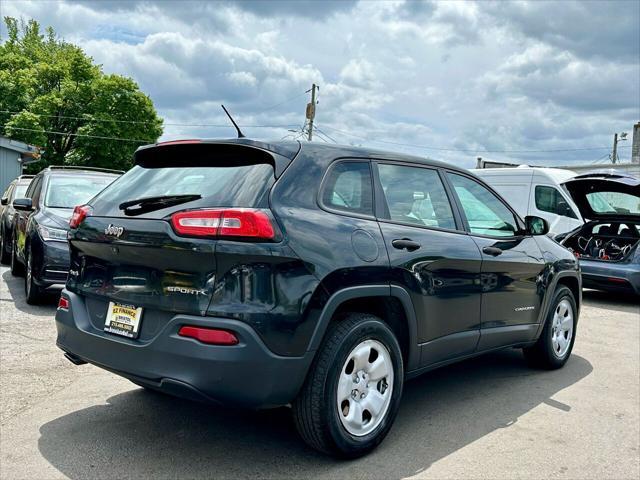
xmin=104 ymin=302 xmax=143 ymax=339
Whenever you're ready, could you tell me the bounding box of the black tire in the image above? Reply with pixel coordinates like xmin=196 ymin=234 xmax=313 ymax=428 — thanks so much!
xmin=10 ymin=234 xmax=23 ymax=277
xmin=0 ymin=228 xmax=10 ymax=264
xmin=523 ymin=286 xmax=577 ymax=369
xmin=24 ymin=246 xmax=44 ymax=304
xmin=292 ymin=313 xmax=404 ymax=458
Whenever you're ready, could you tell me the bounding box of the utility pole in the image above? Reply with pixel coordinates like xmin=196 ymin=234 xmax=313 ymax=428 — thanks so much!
xmin=306 ymin=83 xmax=317 ymax=141
xmin=611 ymin=131 xmax=628 ymax=164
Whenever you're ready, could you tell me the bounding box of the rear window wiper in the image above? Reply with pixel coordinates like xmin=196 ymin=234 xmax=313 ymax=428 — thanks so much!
xmin=119 ymin=194 xmax=202 ymax=216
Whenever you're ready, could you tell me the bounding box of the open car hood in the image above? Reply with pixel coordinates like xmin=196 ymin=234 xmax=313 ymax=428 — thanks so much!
xmin=562 ymin=171 xmax=640 ymax=221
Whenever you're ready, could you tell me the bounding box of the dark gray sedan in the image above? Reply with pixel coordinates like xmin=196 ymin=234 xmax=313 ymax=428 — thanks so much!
xmin=559 ymin=172 xmax=640 ymax=295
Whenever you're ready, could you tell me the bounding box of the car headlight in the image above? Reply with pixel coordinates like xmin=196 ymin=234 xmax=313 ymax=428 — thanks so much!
xmin=38 ymin=225 xmax=68 ymax=242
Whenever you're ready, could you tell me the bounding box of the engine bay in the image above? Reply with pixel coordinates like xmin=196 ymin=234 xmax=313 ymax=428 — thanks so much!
xmin=561 ymin=221 xmax=639 ymax=262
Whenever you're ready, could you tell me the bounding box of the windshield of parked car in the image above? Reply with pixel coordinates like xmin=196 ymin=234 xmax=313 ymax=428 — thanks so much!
xmin=587 ymin=191 xmax=640 ymax=215
xmin=45 ymin=174 xmax=118 ymax=209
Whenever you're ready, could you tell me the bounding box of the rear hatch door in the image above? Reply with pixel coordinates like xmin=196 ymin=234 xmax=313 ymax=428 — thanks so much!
xmin=67 ymin=141 xmax=294 ymax=327
xmin=562 ymin=171 xmax=640 ymax=221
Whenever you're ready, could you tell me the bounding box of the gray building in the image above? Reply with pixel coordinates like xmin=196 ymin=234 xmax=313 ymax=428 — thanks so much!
xmin=0 ymin=135 xmax=39 ymax=193
xmin=632 ymin=122 xmax=640 ymax=164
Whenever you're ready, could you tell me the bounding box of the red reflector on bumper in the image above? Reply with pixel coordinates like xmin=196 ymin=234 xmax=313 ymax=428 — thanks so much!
xmin=58 ymin=296 xmax=69 ymax=310
xmin=178 ymin=326 xmax=239 ymax=345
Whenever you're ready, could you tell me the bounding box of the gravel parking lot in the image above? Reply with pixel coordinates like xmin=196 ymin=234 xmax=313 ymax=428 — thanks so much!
xmin=0 ymin=264 xmax=638 ymax=480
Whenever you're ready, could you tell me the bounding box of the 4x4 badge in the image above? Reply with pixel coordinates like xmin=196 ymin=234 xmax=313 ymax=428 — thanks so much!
xmin=104 ymin=224 xmax=124 ymax=238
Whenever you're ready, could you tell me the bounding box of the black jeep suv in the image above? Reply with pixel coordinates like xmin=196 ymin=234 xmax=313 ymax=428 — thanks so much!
xmin=11 ymin=166 xmax=121 ymax=303
xmin=55 ymin=139 xmax=581 ymax=457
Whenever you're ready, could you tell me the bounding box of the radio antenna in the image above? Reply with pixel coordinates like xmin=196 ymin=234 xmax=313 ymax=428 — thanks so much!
xmin=221 ymin=104 xmax=245 ymax=138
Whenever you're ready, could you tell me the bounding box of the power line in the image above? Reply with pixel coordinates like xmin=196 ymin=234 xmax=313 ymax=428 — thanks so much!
xmin=259 ymin=91 xmax=309 ymax=112
xmin=318 ymin=124 xmax=632 ymax=154
xmin=0 ymin=109 xmax=298 ymax=128
xmin=4 ymin=109 xmax=632 ymax=154
xmin=313 ymin=125 xmax=337 ymax=143
xmin=591 ymin=153 xmax=612 ymax=164
xmin=6 ymin=127 xmax=154 ymax=143
xmin=312 ymin=130 xmax=333 ymax=144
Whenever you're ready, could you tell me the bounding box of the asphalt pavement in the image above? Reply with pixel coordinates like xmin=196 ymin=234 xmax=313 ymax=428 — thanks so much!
xmin=0 ymin=265 xmax=638 ymax=479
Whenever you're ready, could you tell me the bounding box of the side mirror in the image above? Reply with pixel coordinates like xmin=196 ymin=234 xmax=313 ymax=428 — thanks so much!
xmin=525 ymin=215 xmax=549 ymax=236
xmin=12 ymin=198 xmax=33 ymax=211
xmin=0 ymin=197 xmax=7 ymax=206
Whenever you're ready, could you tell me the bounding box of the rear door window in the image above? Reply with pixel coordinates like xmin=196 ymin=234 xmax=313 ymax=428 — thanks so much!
xmin=377 ymin=163 xmax=456 ymax=230
xmin=320 ymin=161 xmax=373 ymax=216
xmin=535 ymin=185 xmax=578 ymax=218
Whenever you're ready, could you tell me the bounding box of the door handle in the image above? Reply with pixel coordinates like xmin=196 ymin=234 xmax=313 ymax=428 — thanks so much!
xmin=482 ymin=246 xmax=503 ymax=256
xmin=392 ymin=238 xmax=421 ymax=252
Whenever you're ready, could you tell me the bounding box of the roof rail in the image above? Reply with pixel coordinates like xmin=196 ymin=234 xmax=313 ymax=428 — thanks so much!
xmin=46 ymin=165 xmax=124 ymax=174
xmin=18 ymin=174 xmax=35 ymax=179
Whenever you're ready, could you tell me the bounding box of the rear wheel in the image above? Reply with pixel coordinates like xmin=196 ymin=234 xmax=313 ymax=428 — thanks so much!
xmin=523 ymin=286 xmax=577 ymax=369
xmin=292 ymin=313 xmax=404 ymax=458
xmin=10 ymin=234 xmax=23 ymax=276
xmin=25 ymin=247 xmax=44 ymax=304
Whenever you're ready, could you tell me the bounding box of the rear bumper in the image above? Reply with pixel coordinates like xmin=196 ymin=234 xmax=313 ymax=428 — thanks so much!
xmin=55 ymin=290 xmax=313 ymax=408
xmin=580 ymin=260 xmax=640 ymax=295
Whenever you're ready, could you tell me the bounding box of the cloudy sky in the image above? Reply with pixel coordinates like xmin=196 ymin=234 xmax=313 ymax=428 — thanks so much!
xmin=1 ymin=0 xmax=639 ymax=168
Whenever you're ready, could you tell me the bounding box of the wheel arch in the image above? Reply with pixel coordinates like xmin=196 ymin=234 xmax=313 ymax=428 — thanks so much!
xmin=306 ymin=285 xmax=420 ymax=372
xmin=556 ymin=275 xmax=581 ymax=315
xmin=535 ymin=270 xmax=582 ymax=339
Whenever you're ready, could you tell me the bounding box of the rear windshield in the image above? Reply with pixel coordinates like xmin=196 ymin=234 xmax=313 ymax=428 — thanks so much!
xmin=587 ymin=192 xmax=640 ymax=214
xmin=89 ymin=164 xmax=275 ymax=217
xmin=45 ymin=175 xmax=118 ymax=209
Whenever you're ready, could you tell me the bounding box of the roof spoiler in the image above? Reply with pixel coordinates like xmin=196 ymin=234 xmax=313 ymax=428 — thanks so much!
xmin=133 ymin=139 xmax=300 ymax=178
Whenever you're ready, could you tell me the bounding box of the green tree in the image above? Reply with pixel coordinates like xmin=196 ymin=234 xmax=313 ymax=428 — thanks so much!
xmin=0 ymin=17 xmax=163 ymax=171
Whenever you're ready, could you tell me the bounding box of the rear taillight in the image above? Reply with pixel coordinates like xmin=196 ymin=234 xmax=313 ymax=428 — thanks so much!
xmin=178 ymin=326 xmax=239 ymax=345
xmin=170 ymin=209 xmax=275 ymax=240
xmin=69 ymin=205 xmax=92 ymax=229
xmin=58 ymin=296 xmax=69 ymax=310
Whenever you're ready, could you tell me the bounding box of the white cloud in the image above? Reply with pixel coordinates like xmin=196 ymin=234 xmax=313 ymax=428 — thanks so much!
xmin=2 ymin=0 xmax=638 ymax=167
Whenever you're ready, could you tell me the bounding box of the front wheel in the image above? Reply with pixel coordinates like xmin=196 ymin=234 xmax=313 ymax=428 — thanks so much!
xmin=292 ymin=313 xmax=404 ymax=458
xmin=523 ymin=286 xmax=577 ymax=369
xmin=25 ymin=247 xmax=44 ymax=304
